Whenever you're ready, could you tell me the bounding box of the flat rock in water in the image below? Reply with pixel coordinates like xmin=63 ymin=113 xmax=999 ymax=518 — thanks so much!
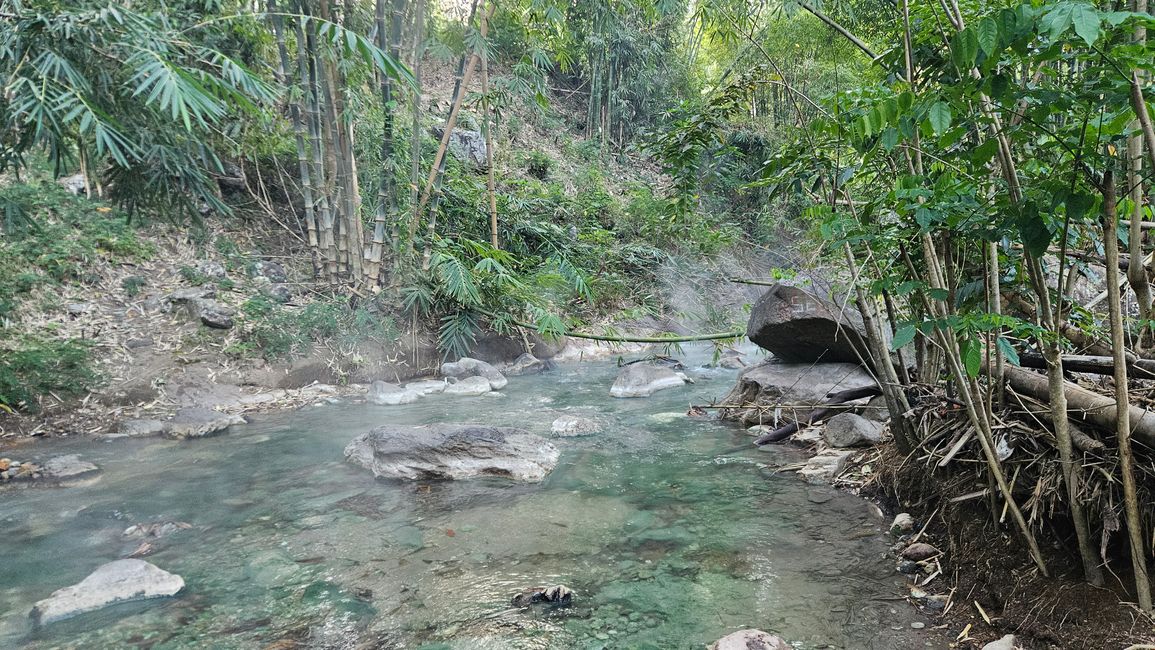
xmin=119 ymin=419 xmax=168 ymax=438
xmin=709 ymin=629 xmax=791 ymax=650
xmin=443 ymin=375 xmax=492 ymax=396
xmin=344 ymin=423 xmax=559 ymax=482
xmin=441 ymin=357 xmax=508 ymax=390
xmin=823 ymin=412 xmax=885 ymax=448
xmin=41 ymin=455 xmax=100 ymax=482
xmin=368 ymin=381 xmax=420 ymax=405
xmin=165 ymin=407 xmax=245 ymax=439
xmin=609 ymin=364 xmax=687 ymax=398
xmin=30 ymin=559 xmax=184 ymax=627
xmin=551 ymin=415 xmax=600 ymax=436
xmin=746 ymin=283 xmax=870 ymax=364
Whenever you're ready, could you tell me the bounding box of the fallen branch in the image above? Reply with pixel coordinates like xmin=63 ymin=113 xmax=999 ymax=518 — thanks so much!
xmin=1017 ymin=352 xmax=1155 ymax=380
xmin=752 ymin=385 xmax=882 ymax=445
xmin=1003 ymin=365 xmax=1155 ymax=448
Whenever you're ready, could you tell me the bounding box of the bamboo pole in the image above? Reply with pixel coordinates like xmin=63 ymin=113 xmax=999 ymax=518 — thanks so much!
xmin=1103 ymin=169 xmax=1153 ymax=611
xmin=480 ymin=4 xmax=498 ymax=249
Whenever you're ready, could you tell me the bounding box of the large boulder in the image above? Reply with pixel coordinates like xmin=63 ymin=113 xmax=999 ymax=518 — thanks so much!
xmin=443 ymin=375 xmax=493 ymax=396
xmin=165 ymin=407 xmax=245 ymax=439
xmin=823 ymin=412 xmax=885 ymax=448
xmin=610 ymin=364 xmax=688 ymax=398
xmin=441 ymin=357 xmax=507 ymax=390
xmin=746 ymin=283 xmax=870 ymax=364
xmin=709 ymin=630 xmax=791 ymax=650
xmin=30 ymin=559 xmax=184 ymax=627
xmin=344 ymin=424 xmax=559 ymax=482
xmin=432 ymin=127 xmax=488 ymax=172
xmin=368 ymin=381 xmax=420 ymax=405
xmin=504 ymin=353 xmax=548 ymax=376
xmin=718 ymin=361 xmax=877 ymax=426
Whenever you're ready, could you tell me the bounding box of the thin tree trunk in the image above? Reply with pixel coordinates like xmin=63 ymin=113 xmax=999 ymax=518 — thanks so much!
xmin=480 ymin=3 xmax=498 ymax=248
xmin=1128 ymin=0 xmax=1153 ymax=345
xmin=1103 ymin=170 xmax=1154 ymax=611
xmin=366 ymin=0 xmax=406 ymax=286
xmin=403 ymin=0 xmax=425 ymax=261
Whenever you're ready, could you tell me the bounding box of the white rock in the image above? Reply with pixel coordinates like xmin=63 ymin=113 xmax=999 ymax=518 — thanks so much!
xmin=982 ymin=635 xmax=1016 ymax=650
xmin=405 ymin=379 xmax=448 ymax=395
xmin=368 ymin=381 xmax=420 ymax=405
xmin=551 ymin=415 xmax=600 ymax=436
xmin=443 ymin=376 xmax=492 ymax=396
xmin=30 ymin=559 xmax=184 ymax=627
xmin=440 ymin=357 xmax=508 ymax=390
xmin=798 ymin=449 xmax=856 ymax=484
xmin=709 ymin=629 xmax=791 ymax=650
xmin=823 ymin=412 xmax=885 ymax=448
xmin=609 ymin=364 xmax=687 ymax=398
xmin=891 ymin=512 xmax=916 ymax=535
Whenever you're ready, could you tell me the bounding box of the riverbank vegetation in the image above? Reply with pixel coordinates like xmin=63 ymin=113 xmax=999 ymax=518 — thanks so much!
xmin=4 ymin=0 xmax=1155 ymax=645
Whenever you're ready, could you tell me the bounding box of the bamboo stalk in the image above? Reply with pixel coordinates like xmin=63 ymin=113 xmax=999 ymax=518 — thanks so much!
xmin=480 ymin=4 xmax=498 ymax=249
xmin=1103 ymin=169 xmax=1153 ymax=611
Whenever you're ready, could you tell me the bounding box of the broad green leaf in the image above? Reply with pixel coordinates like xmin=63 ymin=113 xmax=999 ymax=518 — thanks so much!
xmin=977 ymin=17 xmax=1000 ymax=56
xmin=892 ymin=324 xmax=917 ymax=350
xmin=928 ymin=102 xmax=952 ymax=135
xmin=1017 ymin=211 xmax=1053 ymax=257
xmin=996 ymin=337 xmax=1020 ymax=366
xmin=880 ymin=127 xmax=899 ymax=151
xmin=1070 ymin=3 xmax=1102 ymax=46
xmin=962 ymin=338 xmax=982 ymax=378
xmin=951 ymin=28 xmax=979 ymax=69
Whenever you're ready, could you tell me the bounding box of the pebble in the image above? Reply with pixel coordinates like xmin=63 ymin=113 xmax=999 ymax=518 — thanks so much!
xmin=910 ymin=622 xmax=925 ymax=629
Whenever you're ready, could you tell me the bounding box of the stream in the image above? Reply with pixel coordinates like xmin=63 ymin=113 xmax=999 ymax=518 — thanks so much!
xmin=1 ymin=346 xmax=944 ymax=649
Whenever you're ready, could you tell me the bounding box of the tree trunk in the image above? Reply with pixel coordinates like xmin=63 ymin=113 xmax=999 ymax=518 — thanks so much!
xmin=1103 ymin=170 xmax=1153 ymax=611
xmin=480 ymin=4 xmax=498 ymax=249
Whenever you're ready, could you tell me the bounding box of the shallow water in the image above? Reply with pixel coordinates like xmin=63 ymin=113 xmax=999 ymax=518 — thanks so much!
xmin=1 ymin=347 xmax=943 ymax=649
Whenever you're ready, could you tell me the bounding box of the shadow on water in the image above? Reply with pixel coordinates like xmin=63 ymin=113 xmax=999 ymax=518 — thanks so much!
xmin=0 ymin=345 xmax=944 ymax=649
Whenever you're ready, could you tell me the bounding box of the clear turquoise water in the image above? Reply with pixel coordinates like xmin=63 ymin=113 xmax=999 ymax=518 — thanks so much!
xmin=0 ymin=348 xmax=941 ymax=649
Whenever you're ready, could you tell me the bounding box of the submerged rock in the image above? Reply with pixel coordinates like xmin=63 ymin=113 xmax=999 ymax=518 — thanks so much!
xmin=165 ymin=407 xmax=245 ymax=439
xmin=344 ymin=423 xmax=559 ymax=482
xmin=551 ymin=415 xmax=600 ymax=436
xmin=746 ymin=283 xmax=870 ymax=364
xmin=41 ymin=455 xmax=100 ymax=483
xmin=368 ymin=381 xmax=420 ymax=406
xmin=441 ymin=357 xmax=508 ymax=390
xmin=511 ymin=585 xmax=573 ymax=607
xmin=30 ymin=559 xmax=184 ymax=627
xmin=443 ymin=375 xmax=492 ymax=396
xmin=823 ymin=412 xmax=885 ymax=448
xmin=609 ymin=363 xmax=688 ymax=398
xmin=709 ymin=629 xmax=791 ymax=650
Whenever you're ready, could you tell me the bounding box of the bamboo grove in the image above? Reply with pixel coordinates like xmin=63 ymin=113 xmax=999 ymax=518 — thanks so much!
xmin=755 ymin=0 xmax=1155 ymax=610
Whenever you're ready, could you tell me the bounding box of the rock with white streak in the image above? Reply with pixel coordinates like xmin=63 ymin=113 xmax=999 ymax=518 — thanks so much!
xmin=30 ymin=560 xmax=184 ymax=627
xmin=609 ymin=364 xmax=688 ymax=398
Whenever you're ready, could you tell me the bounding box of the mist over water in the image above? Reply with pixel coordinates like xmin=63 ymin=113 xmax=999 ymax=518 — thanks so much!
xmin=1 ymin=346 xmax=940 ymax=649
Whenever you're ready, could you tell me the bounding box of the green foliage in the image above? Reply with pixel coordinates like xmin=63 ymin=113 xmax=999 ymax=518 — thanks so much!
xmin=0 ymin=181 xmax=150 ymax=320
xmin=0 ymin=334 xmax=99 ymax=413
xmin=233 ymin=296 xmax=398 ymax=360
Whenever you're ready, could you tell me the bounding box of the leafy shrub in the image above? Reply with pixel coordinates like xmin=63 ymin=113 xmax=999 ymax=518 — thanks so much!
xmin=526 ymin=151 xmax=553 ymax=180
xmin=235 ymin=297 xmax=398 ymax=360
xmin=0 ymin=334 xmax=100 ymax=413
xmin=0 ymin=182 xmax=151 ymax=320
